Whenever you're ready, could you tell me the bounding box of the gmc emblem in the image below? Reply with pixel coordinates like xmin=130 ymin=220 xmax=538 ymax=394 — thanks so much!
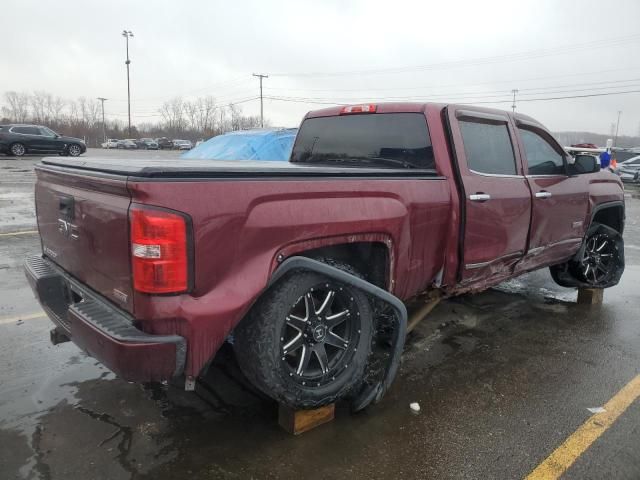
xmin=58 ymin=218 xmax=79 ymax=240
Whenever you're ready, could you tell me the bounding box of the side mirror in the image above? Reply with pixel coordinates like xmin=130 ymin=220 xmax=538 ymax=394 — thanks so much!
xmin=569 ymin=154 xmax=600 ymax=175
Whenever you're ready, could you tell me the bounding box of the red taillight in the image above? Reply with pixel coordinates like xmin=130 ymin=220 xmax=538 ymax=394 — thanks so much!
xmin=129 ymin=207 xmax=190 ymax=294
xmin=340 ymin=104 xmax=377 ymax=114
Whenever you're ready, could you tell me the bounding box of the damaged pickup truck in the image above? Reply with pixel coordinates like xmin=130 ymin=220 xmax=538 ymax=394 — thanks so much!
xmin=25 ymin=103 xmax=625 ymax=411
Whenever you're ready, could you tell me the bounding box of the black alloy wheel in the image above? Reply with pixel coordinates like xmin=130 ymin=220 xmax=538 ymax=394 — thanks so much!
xmin=233 ymin=263 xmax=374 ymax=409
xmin=578 ymin=232 xmax=618 ymax=285
xmin=281 ymin=283 xmax=360 ymax=387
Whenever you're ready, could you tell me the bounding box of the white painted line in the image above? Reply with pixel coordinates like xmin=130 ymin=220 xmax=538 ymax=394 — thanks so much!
xmin=0 ymin=312 xmax=46 ymax=326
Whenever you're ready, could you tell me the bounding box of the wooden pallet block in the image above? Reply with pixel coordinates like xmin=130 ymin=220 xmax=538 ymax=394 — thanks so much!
xmin=577 ymin=288 xmax=604 ymax=305
xmin=278 ymin=403 xmax=335 ymax=435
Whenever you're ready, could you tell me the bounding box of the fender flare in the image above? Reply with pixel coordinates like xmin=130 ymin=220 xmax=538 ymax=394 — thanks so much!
xmin=270 ymin=256 xmax=407 ymax=412
xmin=571 ymin=200 xmax=625 ymax=263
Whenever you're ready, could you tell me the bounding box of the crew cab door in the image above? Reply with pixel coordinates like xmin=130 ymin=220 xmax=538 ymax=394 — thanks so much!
xmin=446 ymin=107 xmax=531 ymax=282
xmin=514 ymin=119 xmax=588 ymax=267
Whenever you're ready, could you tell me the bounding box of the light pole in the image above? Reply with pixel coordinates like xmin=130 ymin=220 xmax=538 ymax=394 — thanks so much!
xmin=122 ymin=30 xmax=134 ymax=136
xmin=253 ymin=73 xmax=268 ymax=127
xmin=614 ymin=110 xmax=622 ymax=147
xmin=511 ymin=89 xmax=519 ymax=112
xmin=97 ymin=97 xmax=107 ymax=143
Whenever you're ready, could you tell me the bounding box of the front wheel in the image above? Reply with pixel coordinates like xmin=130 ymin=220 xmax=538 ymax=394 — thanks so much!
xmin=233 ymin=263 xmax=373 ymax=409
xmin=67 ymin=144 xmax=82 ymax=157
xmin=550 ymin=223 xmax=624 ymax=288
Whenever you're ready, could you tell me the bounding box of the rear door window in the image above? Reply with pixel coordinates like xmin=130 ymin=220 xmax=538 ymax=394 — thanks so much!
xmin=459 ymin=121 xmax=517 ymax=175
xmin=519 ymin=129 xmax=565 ymax=175
xmin=290 ymin=113 xmax=434 ymax=169
xmin=15 ymin=126 xmax=41 ymax=135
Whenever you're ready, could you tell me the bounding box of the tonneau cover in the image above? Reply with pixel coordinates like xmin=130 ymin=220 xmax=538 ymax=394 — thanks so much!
xmin=39 ymin=157 xmax=437 ymax=178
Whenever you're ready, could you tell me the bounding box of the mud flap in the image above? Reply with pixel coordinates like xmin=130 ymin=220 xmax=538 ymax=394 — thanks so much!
xmin=550 ymin=223 xmax=625 ymax=289
xmin=270 ymin=256 xmax=407 ymax=412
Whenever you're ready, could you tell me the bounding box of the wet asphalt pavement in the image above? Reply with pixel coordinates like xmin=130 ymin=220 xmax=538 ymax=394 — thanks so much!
xmin=1 ymin=152 xmax=639 ymax=479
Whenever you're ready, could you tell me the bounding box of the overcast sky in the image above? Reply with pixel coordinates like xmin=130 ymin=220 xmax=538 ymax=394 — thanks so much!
xmin=3 ymin=0 xmax=640 ymax=135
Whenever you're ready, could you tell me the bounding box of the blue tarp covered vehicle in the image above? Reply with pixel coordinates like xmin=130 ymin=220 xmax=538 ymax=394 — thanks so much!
xmin=181 ymin=128 xmax=297 ymax=161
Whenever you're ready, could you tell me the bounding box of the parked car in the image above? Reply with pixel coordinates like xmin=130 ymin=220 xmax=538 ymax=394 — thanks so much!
xmin=155 ymin=137 xmax=174 ymax=150
xmin=101 ymin=139 xmax=119 ymax=149
xmin=137 ymin=138 xmax=159 ymax=150
xmin=172 ymin=139 xmax=193 ymax=150
xmin=614 ymin=155 xmax=640 ymax=183
xmin=117 ymin=139 xmax=137 ymax=149
xmin=0 ymin=124 xmax=86 ymax=157
xmin=182 ymin=128 xmax=297 ymax=161
xmin=25 ymin=103 xmax=624 ymax=413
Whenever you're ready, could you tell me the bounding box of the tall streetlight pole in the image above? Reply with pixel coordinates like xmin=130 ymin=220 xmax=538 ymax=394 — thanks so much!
xmin=511 ymin=89 xmax=519 ymax=112
xmin=122 ymin=30 xmax=134 ymax=136
xmin=614 ymin=110 xmax=622 ymax=147
xmin=252 ymin=73 xmax=268 ymax=127
xmin=97 ymin=97 xmax=108 ymax=143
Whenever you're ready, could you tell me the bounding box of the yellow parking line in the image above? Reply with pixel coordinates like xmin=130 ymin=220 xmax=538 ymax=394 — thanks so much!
xmin=0 ymin=230 xmax=38 ymax=237
xmin=0 ymin=311 xmax=46 ymax=326
xmin=526 ymin=374 xmax=640 ymax=480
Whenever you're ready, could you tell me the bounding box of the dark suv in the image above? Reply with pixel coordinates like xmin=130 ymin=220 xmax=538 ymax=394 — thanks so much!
xmin=0 ymin=124 xmax=86 ymax=157
xmin=155 ymin=137 xmax=174 ymax=150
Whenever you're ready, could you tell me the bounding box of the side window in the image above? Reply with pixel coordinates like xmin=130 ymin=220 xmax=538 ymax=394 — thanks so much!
xmin=13 ymin=126 xmax=40 ymax=135
xmin=519 ymin=129 xmax=565 ymax=175
xmin=459 ymin=121 xmax=517 ymax=175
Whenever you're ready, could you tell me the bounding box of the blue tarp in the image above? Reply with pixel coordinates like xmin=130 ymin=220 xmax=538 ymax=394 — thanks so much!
xmin=181 ymin=128 xmax=297 ymax=161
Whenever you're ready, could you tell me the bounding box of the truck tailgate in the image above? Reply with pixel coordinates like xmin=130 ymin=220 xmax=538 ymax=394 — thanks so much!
xmin=35 ymin=165 xmax=134 ymax=312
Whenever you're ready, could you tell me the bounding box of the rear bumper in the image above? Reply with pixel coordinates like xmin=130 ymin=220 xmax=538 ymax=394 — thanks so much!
xmin=24 ymin=255 xmax=186 ymax=382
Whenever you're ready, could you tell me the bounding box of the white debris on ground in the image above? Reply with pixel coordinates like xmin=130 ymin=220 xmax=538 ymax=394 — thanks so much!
xmin=587 ymin=407 xmax=607 ymax=414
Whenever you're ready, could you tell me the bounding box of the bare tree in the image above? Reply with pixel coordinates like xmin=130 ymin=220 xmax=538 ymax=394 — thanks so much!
xmin=1 ymin=90 xmax=271 ymax=146
xmin=30 ymin=91 xmax=50 ymax=124
xmin=159 ymin=97 xmax=186 ymax=134
xmin=1 ymin=91 xmax=30 ymax=123
xmin=228 ymin=103 xmax=242 ymax=131
xmin=184 ymin=96 xmax=217 ymax=135
xmin=46 ymin=95 xmax=66 ymax=123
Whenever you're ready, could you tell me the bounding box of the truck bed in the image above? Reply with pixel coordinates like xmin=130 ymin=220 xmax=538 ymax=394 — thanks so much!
xmin=40 ymin=157 xmax=440 ymax=178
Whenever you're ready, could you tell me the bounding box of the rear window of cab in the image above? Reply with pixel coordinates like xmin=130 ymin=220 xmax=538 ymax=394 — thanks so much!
xmin=290 ymin=113 xmax=435 ymax=169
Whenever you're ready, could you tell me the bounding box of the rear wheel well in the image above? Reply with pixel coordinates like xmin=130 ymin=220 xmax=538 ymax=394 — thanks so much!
xmin=296 ymin=242 xmax=389 ymax=289
xmin=592 ymin=205 xmax=624 ymax=234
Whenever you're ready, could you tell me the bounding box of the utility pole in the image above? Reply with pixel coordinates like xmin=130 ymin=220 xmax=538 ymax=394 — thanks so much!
xmin=511 ymin=89 xmax=519 ymax=112
xmin=614 ymin=110 xmax=622 ymax=147
xmin=122 ymin=30 xmax=134 ymax=136
xmin=252 ymin=73 xmax=268 ymax=128
xmin=97 ymin=97 xmax=108 ymax=143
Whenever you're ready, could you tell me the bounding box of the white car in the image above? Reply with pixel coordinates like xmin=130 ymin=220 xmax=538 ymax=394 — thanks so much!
xmin=101 ymin=139 xmax=119 ymax=149
xmin=173 ymin=139 xmax=193 ymax=150
xmin=614 ymin=155 xmax=640 ymax=183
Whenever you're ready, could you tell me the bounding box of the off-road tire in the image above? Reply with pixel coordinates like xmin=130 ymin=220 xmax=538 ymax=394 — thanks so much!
xmin=233 ymin=260 xmax=373 ymax=409
xmin=550 ymin=222 xmax=624 ymax=288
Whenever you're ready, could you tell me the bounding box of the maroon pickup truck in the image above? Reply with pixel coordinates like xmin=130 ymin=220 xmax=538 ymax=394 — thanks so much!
xmin=25 ymin=103 xmax=625 ymax=411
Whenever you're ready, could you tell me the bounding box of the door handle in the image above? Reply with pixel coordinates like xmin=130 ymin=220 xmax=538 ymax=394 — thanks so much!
xmin=535 ymin=191 xmax=552 ymax=199
xmin=469 ymin=193 xmax=491 ymax=202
